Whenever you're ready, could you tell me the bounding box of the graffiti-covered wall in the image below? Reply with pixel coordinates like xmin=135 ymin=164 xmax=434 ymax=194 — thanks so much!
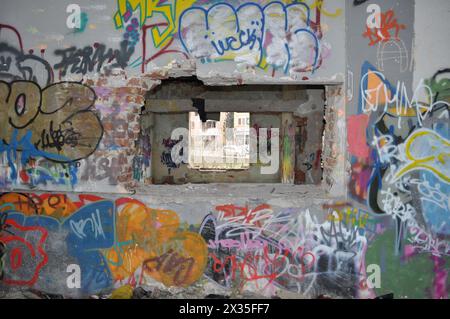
xmin=0 ymin=0 xmax=346 ymax=194
xmin=0 ymin=0 xmax=448 ymax=299
xmin=346 ymin=0 xmax=449 ymax=299
xmin=0 ymin=0 xmax=346 ymax=82
xmin=0 ymin=190 xmax=378 ymax=298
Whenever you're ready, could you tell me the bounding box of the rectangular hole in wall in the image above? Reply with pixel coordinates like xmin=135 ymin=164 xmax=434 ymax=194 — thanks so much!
xmin=142 ymin=78 xmax=331 ymax=186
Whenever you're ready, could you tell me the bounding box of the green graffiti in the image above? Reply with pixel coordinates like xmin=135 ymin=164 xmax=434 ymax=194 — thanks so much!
xmin=365 ymin=230 xmax=435 ymax=299
xmin=425 ymin=69 xmax=450 ymax=104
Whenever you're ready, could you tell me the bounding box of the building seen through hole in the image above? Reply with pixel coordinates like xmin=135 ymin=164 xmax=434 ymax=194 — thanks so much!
xmin=189 ymin=112 xmax=251 ymax=170
xmin=143 ymin=77 xmax=328 ymax=185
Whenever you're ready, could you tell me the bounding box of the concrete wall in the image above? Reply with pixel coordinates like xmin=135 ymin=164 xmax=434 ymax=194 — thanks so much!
xmin=413 ymin=0 xmax=450 ymax=89
xmin=0 ymin=0 xmax=448 ymax=299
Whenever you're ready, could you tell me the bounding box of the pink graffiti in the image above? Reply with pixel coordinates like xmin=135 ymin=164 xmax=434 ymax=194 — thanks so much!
xmin=431 ymin=255 xmax=448 ymax=299
xmin=348 ymin=114 xmax=370 ymax=158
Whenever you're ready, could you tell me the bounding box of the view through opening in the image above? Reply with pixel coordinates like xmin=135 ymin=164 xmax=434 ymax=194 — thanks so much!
xmin=189 ymin=112 xmax=250 ymax=170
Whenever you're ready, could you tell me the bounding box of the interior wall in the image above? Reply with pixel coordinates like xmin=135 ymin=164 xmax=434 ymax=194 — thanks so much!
xmin=293 ymin=110 xmax=324 ymax=185
xmin=152 ymin=113 xmax=188 ymax=184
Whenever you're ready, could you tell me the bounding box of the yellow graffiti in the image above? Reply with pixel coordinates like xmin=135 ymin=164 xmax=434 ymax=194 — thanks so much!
xmin=302 ymin=0 xmax=342 ymax=18
xmin=114 ymin=0 xmax=196 ymax=48
xmin=110 ymin=285 xmax=134 ymax=299
xmin=282 ymin=123 xmax=295 ymax=183
xmin=105 ymin=201 xmax=208 ymax=287
xmin=327 ymin=208 xmax=369 ymax=229
xmin=387 ymin=106 xmax=417 ymax=117
xmin=114 ymin=0 xmax=341 ymax=49
xmin=0 ymin=193 xmax=78 ymax=219
xmin=394 ymin=129 xmax=450 ymax=183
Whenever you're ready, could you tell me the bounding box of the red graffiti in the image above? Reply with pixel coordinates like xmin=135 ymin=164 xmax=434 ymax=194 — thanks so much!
xmin=215 ymin=204 xmax=272 ymax=227
xmin=209 ymin=245 xmax=316 ymax=286
xmin=0 ymin=220 xmax=48 ymax=286
xmin=210 ymin=246 xmax=286 ymax=283
xmin=314 ymin=149 xmax=322 ymax=170
xmin=363 ymin=10 xmax=406 ymax=46
xmin=349 ymin=159 xmax=372 ymax=201
xmin=142 ymin=23 xmax=189 ymax=73
xmin=72 ymin=194 xmax=105 ymax=208
xmin=143 ymin=249 xmax=195 ymax=286
xmin=0 ymin=24 xmax=24 ymax=51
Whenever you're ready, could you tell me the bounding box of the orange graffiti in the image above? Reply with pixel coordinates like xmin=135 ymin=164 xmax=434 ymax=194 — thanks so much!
xmin=105 ymin=201 xmax=207 ymax=287
xmin=363 ymin=9 xmax=406 ymax=47
xmin=0 ymin=193 xmax=37 ymax=216
xmin=0 ymin=193 xmax=104 ymax=220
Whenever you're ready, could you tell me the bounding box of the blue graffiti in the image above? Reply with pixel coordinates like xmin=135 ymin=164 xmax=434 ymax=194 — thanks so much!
xmin=178 ymin=1 xmax=320 ymax=74
xmin=3 ymin=200 xmax=115 ymax=294
xmin=210 ymin=24 xmax=262 ymax=57
xmin=0 ymin=129 xmax=69 ymax=181
xmin=420 ymin=124 xmax=449 ymax=236
xmin=358 ymin=61 xmax=398 ymax=114
xmin=25 ymin=162 xmax=78 ymax=188
xmin=63 ymin=201 xmax=115 ymax=252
